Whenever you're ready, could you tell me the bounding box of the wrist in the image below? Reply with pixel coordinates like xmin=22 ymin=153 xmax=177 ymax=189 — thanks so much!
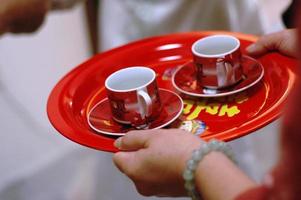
xmin=195 ymin=150 xmax=233 ymax=183
xmin=183 ymin=139 xmax=236 ymax=200
xmin=177 ymin=138 xmax=203 ymax=182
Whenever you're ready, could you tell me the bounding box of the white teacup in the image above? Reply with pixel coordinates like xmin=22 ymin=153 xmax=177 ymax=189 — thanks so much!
xmin=105 ymin=67 xmax=162 ymax=128
xmin=192 ymin=35 xmax=243 ymax=89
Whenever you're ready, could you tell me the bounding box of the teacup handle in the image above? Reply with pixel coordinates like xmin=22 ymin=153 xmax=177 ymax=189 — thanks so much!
xmin=216 ymin=59 xmax=234 ymax=87
xmin=137 ymin=90 xmax=152 ymax=119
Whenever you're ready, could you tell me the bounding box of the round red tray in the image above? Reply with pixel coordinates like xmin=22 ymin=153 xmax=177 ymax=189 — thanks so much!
xmin=47 ymin=31 xmax=298 ymax=152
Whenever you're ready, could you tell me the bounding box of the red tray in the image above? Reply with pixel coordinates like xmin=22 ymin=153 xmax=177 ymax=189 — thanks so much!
xmin=47 ymin=31 xmax=298 ymax=152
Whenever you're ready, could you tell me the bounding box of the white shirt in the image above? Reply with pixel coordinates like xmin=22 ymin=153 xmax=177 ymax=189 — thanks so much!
xmin=99 ymin=0 xmax=290 ymax=50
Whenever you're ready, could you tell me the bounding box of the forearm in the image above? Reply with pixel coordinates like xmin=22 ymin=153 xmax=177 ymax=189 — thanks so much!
xmin=0 ymin=0 xmax=50 ymax=34
xmin=51 ymin=0 xmax=86 ymax=10
xmin=0 ymin=0 xmax=86 ymax=35
xmin=195 ymin=152 xmax=256 ymax=200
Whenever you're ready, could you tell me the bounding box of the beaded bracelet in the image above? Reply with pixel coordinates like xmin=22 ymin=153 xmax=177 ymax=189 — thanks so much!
xmin=183 ymin=139 xmax=237 ymax=200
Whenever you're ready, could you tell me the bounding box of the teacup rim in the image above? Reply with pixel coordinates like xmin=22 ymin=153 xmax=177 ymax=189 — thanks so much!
xmin=191 ymin=34 xmax=240 ymax=58
xmin=105 ymin=66 xmax=156 ymax=92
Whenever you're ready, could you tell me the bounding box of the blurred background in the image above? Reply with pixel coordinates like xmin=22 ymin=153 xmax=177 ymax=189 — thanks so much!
xmin=0 ymin=0 xmax=292 ymax=199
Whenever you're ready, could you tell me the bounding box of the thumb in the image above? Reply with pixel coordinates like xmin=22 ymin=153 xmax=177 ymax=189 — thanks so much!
xmin=246 ymin=29 xmax=297 ymax=58
xmin=246 ymin=32 xmax=283 ymax=56
xmin=114 ymin=130 xmax=151 ymax=151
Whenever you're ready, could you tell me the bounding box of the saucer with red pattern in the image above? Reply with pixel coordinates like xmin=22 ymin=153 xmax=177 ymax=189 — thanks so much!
xmin=87 ymin=89 xmax=183 ymax=136
xmin=172 ymin=56 xmax=264 ymax=98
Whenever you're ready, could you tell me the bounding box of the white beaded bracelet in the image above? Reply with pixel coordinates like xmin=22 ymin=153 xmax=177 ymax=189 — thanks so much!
xmin=183 ymin=139 xmax=237 ymax=200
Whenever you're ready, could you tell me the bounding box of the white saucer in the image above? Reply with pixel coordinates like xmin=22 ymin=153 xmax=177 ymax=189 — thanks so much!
xmin=87 ymin=89 xmax=183 ymax=136
xmin=172 ymin=55 xmax=264 ymax=97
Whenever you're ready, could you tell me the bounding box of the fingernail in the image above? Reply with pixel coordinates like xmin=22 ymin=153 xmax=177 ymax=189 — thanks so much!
xmin=114 ymin=137 xmax=122 ymax=149
xmin=246 ymin=44 xmax=256 ymax=53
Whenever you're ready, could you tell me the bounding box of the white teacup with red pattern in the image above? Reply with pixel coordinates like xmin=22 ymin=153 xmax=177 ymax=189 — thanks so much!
xmin=192 ymin=35 xmax=243 ymax=89
xmin=105 ymin=67 xmax=162 ymax=129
